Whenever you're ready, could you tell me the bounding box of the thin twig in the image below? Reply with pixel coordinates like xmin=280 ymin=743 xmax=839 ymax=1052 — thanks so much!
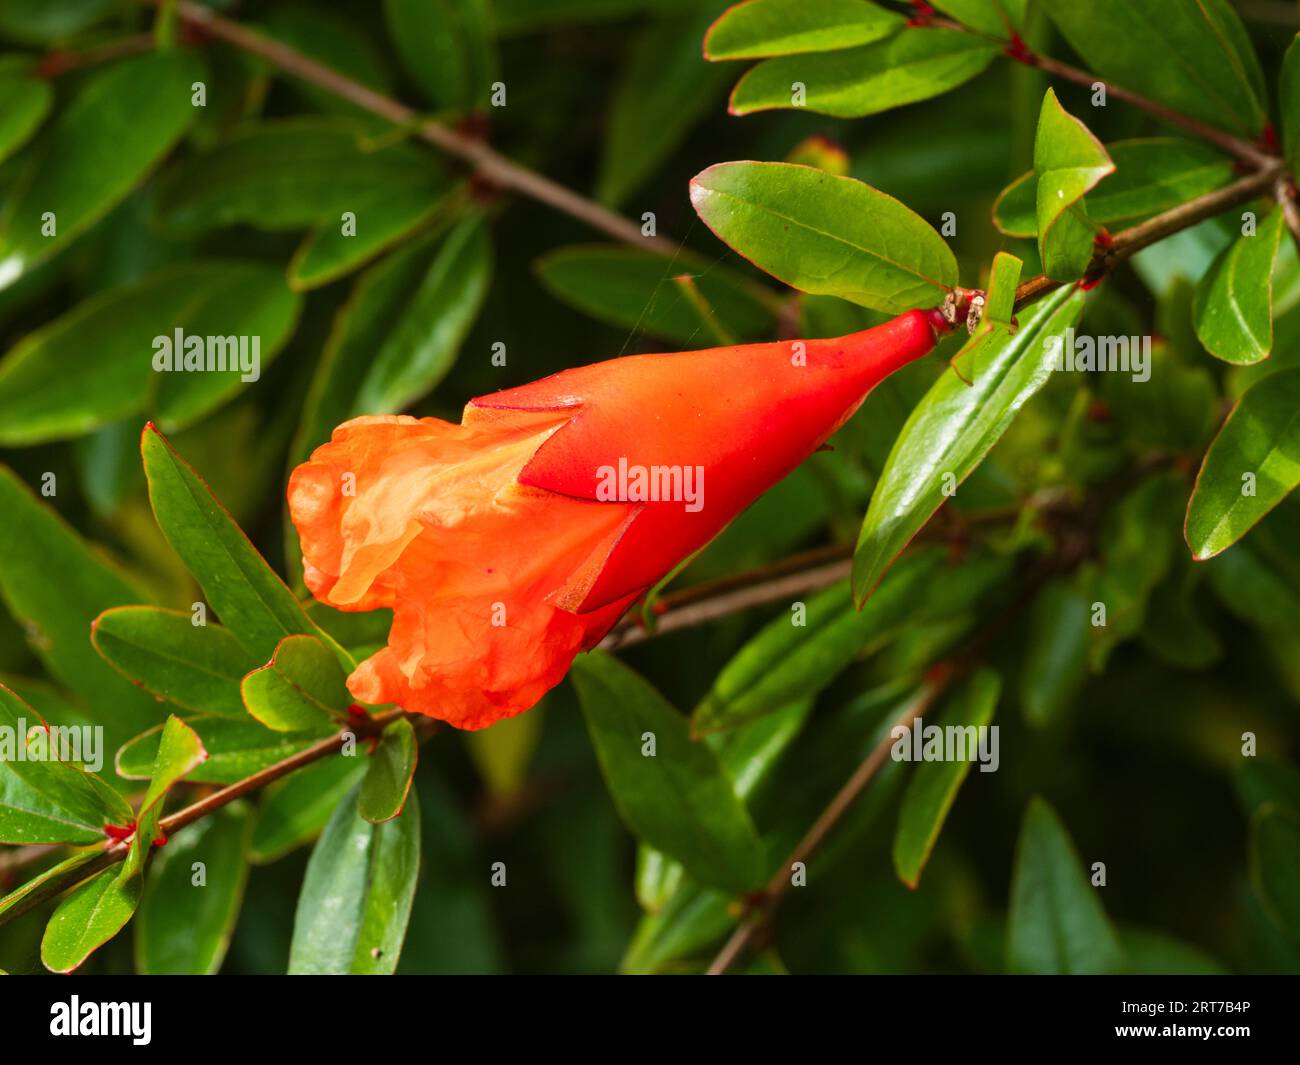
xmin=0 ymin=709 xmax=405 ymax=927
xmin=150 ymin=0 xmax=678 ymax=255
xmin=706 ymin=667 xmax=955 ymax=975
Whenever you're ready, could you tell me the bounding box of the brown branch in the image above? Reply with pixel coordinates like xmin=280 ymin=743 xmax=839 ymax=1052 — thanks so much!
xmin=1013 ymin=162 xmax=1284 ymax=312
xmin=35 ymin=34 xmax=154 ymax=78
xmin=149 ymin=0 xmax=678 ymax=256
xmin=0 ymin=709 xmax=406 ymax=928
xmin=706 ymin=666 xmax=956 ymax=975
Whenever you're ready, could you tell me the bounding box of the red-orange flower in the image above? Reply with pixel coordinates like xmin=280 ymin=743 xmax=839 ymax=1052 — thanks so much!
xmin=288 ymin=310 xmax=944 ymax=729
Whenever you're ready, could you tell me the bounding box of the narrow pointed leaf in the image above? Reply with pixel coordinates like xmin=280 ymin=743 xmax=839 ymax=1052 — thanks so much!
xmin=358 ymin=717 xmax=418 ymax=823
xmin=1193 ymin=209 xmax=1285 ymax=364
xmin=289 ymin=781 xmax=421 ymax=974
xmin=1186 ymin=369 xmax=1300 ymax=559
xmin=40 ymin=866 xmax=142 ymax=973
xmin=1034 ymin=89 xmax=1114 ymax=281
xmin=0 ymin=57 xmax=51 ymax=164
xmin=117 ymin=716 xmax=324 ymax=786
xmin=705 ymin=0 xmax=904 ymax=60
xmin=92 ymin=606 xmax=256 ymax=719
xmin=1007 ymin=797 xmax=1123 ymax=974
xmin=124 ymin=715 xmax=207 ymax=878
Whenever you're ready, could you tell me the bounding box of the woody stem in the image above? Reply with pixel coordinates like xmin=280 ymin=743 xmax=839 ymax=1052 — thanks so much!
xmin=141 ymin=0 xmax=679 ymax=256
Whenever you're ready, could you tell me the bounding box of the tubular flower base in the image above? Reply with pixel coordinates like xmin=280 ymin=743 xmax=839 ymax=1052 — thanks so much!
xmin=288 ymin=310 xmax=945 ymax=729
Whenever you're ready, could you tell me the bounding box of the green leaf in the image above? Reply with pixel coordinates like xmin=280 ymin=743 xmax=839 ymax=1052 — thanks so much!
xmin=694 ymin=549 xmax=942 ymax=734
xmin=91 ymin=606 xmax=256 ymax=719
xmin=0 ymin=848 xmax=103 ymax=921
xmin=289 ymin=781 xmax=421 ymax=974
xmin=260 ymin=5 xmax=396 ymax=117
xmin=853 ymin=281 xmax=1085 ymax=603
xmin=124 ymin=715 xmax=208 ymax=878
xmin=1019 ymin=577 xmax=1090 ymax=726
xmin=994 ymin=138 xmax=1234 ymax=238
xmin=536 ymin=244 xmax=774 ymax=345
xmin=0 ymin=57 xmax=52 ymax=165
xmin=384 ymin=0 xmax=498 ymax=111
xmin=288 ymin=182 xmax=458 ymax=291
xmin=1282 ymin=34 xmax=1300 ymax=174
xmin=250 ymin=754 xmax=367 ymax=864
xmin=598 ymin=10 xmax=733 ymax=206
xmin=240 ymin=635 xmax=349 ymax=733
xmin=1186 ymin=369 xmax=1300 ymax=559
xmin=136 ymin=802 xmax=252 ymax=974
xmin=0 ymin=683 xmax=132 ymax=844
xmin=705 ymin=0 xmax=903 ymax=60
xmin=1250 ymin=803 xmax=1300 ymax=934
xmin=142 ymin=425 xmax=333 ymax=663
xmin=892 ymin=669 xmax=1000 ymax=888
xmin=0 ymin=261 xmax=301 ymax=444
xmin=353 ymin=214 xmax=492 ymax=414
xmin=0 ymin=0 xmax=118 ymax=43
xmin=728 ymin=27 xmax=997 ymax=118
xmin=157 ymin=119 xmax=440 ymax=234
xmin=690 ymin=161 xmax=958 ymax=313
xmin=358 ymin=717 xmax=418 ymax=823
xmin=1038 ymin=0 xmax=1266 ymax=138
xmin=0 ymin=466 xmax=164 ymax=744
xmin=118 ymin=716 xmax=324 ymax=786
xmin=1007 ymin=797 xmax=1123 ymax=974
xmin=1193 ymin=209 xmax=1285 ymax=365
xmin=932 ymin=0 xmax=1024 ymax=35
xmin=1034 ymin=89 xmax=1114 ymax=281
xmin=40 ymin=866 xmax=142 ymax=974
xmin=572 ymin=652 xmax=764 ymax=894
xmin=0 ymin=51 xmax=202 ymax=289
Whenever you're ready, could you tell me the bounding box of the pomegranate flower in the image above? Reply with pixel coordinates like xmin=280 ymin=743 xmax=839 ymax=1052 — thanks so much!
xmin=288 ymin=309 xmax=946 ymax=729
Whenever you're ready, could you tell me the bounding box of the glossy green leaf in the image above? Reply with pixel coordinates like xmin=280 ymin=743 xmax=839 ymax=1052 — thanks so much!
xmin=1193 ymin=209 xmax=1285 ymax=364
xmin=136 ymin=802 xmax=253 ymax=974
xmin=241 ymin=635 xmax=348 ymax=733
xmin=994 ymin=138 xmax=1234 ymax=238
xmin=893 ymin=669 xmax=1000 ymax=888
xmin=0 ymin=683 xmax=131 ymax=844
xmin=0 ymin=467 xmax=163 ymax=745
xmin=384 ymin=0 xmax=497 ymax=111
xmin=1019 ymin=577 xmax=1089 ymax=726
xmin=1282 ymin=34 xmax=1300 ymax=174
xmin=289 ymin=781 xmax=421 ymax=974
xmin=932 ymin=0 xmax=1024 ymax=35
xmin=1186 ymin=369 xmax=1300 ymax=559
xmin=250 ymin=754 xmax=367 ymax=864
xmin=353 ymin=215 xmax=492 ymax=414
xmin=359 ymin=717 xmax=418 ymax=823
xmin=1038 ymin=0 xmax=1266 ymax=138
xmin=0 ymin=261 xmax=301 ymax=444
xmin=853 ymin=281 xmax=1085 ymax=603
xmin=158 ymin=119 xmax=439 ymax=234
xmin=0 ymin=847 xmax=103 ymax=921
xmin=573 ymin=652 xmax=763 ymax=894
xmin=91 ymin=606 xmax=255 ymax=719
xmin=117 ymin=716 xmax=323 ymax=786
xmin=1250 ymin=803 xmax=1300 ymax=934
xmin=142 ymin=426 xmax=333 ymax=663
xmin=705 ymin=0 xmax=903 ymax=60
xmin=598 ymin=10 xmax=733 ymax=206
xmin=694 ymin=550 xmax=942 ymax=734
xmin=288 ymin=182 xmax=456 ymax=291
xmin=536 ymin=244 xmax=774 ymax=344
xmin=1034 ymin=89 xmax=1114 ymax=281
xmin=728 ymin=27 xmax=997 ymax=118
xmin=0 ymin=51 xmax=202 ymax=289
xmin=124 ymin=715 xmax=208 ymax=878
xmin=0 ymin=57 xmax=51 ymax=164
xmin=690 ymin=160 xmax=957 ymax=313
xmin=40 ymin=866 xmax=142 ymax=974
xmin=1007 ymin=797 xmax=1123 ymax=974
